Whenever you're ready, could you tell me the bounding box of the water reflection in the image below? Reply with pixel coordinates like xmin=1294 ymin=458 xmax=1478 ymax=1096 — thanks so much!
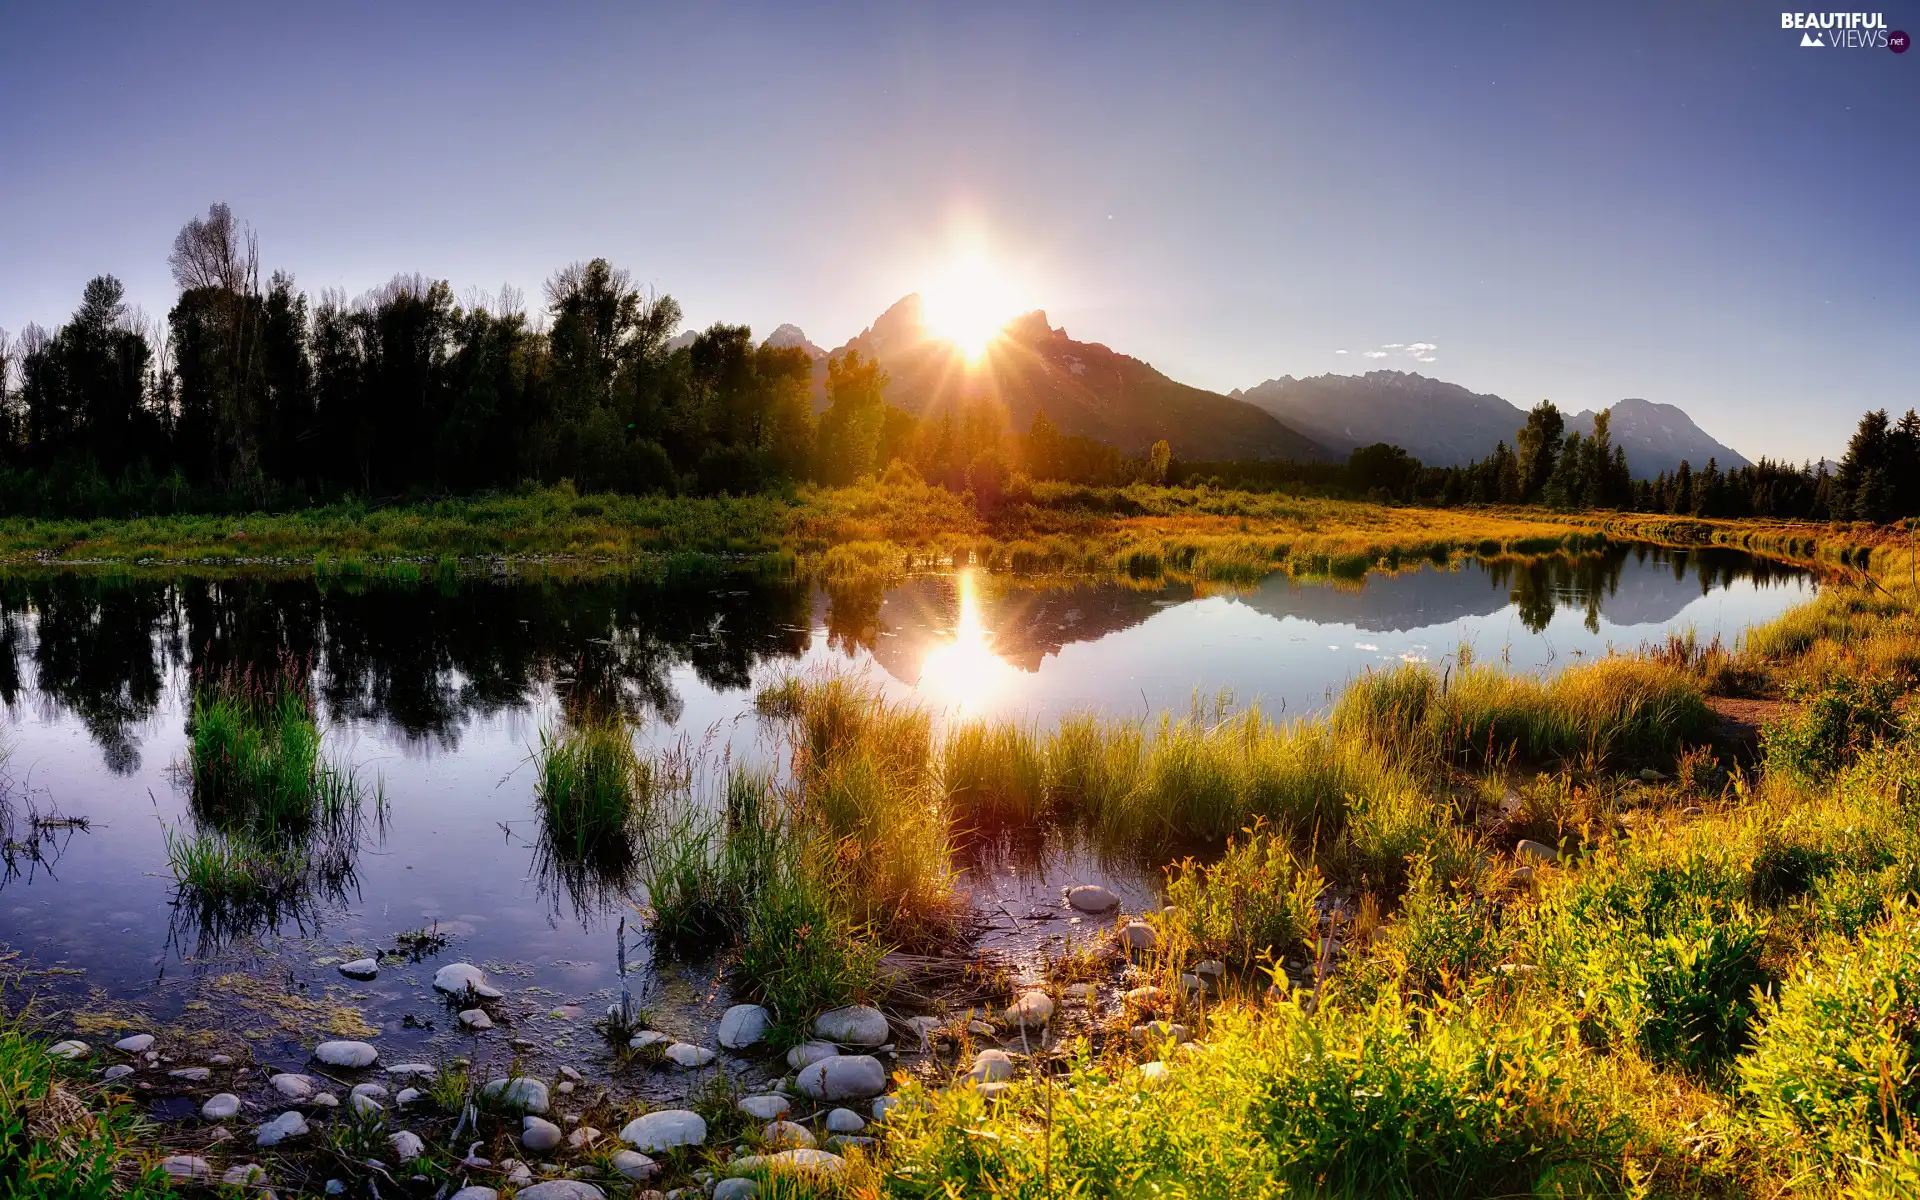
xmin=917 ymin=572 xmax=1021 ymax=714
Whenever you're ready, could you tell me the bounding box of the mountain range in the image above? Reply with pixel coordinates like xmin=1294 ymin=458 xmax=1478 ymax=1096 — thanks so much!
xmin=1232 ymin=371 xmax=1749 ymax=478
xmin=757 ymin=301 xmax=1750 ymax=474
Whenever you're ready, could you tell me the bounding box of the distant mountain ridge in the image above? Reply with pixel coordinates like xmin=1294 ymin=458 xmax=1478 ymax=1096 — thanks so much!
xmin=1234 ymin=370 xmax=1748 ymax=479
xmin=808 ymin=296 xmax=1329 ymax=462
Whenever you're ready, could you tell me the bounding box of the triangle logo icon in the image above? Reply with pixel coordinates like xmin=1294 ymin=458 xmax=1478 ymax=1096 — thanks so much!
xmin=1800 ymin=31 xmax=1824 ymax=46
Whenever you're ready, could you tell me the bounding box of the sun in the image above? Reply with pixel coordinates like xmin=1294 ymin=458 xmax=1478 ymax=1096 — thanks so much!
xmin=920 ymin=247 xmax=1020 ymax=361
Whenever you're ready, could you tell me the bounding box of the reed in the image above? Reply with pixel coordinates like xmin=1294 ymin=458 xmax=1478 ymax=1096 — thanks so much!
xmin=534 ymin=714 xmax=657 ymax=865
xmin=940 ymin=719 xmax=1047 ymax=827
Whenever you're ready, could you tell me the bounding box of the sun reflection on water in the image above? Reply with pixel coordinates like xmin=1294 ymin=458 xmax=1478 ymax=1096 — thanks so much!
xmin=917 ymin=571 xmax=1018 ymax=716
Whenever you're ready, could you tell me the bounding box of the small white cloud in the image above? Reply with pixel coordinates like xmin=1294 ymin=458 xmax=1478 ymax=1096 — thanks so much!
xmin=1363 ymin=350 xmax=1388 ymax=359
xmin=1406 ymin=342 xmax=1436 ymax=354
xmin=1380 ymin=343 xmax=1404 ymax=350
xmin=1417 ymin=355 xmax=1436 ymax=362
xmin=1334 ymin=348 xmax=1348 ymax=355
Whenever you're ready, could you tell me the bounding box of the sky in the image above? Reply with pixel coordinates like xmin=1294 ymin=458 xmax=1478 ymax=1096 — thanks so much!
xmin=1 ymin=1 xmax=1913 ymax=463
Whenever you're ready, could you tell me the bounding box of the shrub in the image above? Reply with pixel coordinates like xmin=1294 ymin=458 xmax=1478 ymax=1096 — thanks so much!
xmin=1765 ymin=673 xmax=1907 ymax=784
xmin=1379 ymin=864 xmax=1510 ymax=999
xmin=1161 ymin=823 xmax=1322 ymax=970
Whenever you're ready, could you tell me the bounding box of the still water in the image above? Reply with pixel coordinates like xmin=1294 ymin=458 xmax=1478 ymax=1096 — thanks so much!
xmin=0 ymin=546 xmax=1811 ymax=1062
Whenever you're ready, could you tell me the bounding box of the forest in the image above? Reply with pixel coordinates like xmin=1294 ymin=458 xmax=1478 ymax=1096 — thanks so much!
xmin=1 ymin=203 xmax=1915 ymax=525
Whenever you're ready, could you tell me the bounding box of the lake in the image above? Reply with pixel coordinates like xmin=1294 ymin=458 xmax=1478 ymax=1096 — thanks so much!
xmin=0 ymin=544 xmax=1813 ymax=1079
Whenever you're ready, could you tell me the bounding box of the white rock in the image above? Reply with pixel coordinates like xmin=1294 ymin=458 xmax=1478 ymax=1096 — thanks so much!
xmin=385 ymin=1062 xmax=437 ymax=1079
xmin=326 ymin=1182 xmax=346 ymax=1196
xmin=502 ymin=1159 xmax=535 ymax=1187
xmin=795 ymin=1054 xmax=887 ymax=1101
xmin=200 ymin=1093 xmax=241 ymax=1121
xmin=558 ymin=1065 xmax=582 ymax=1081
xmin=763 ymin=1119 xmax=816 ymax=1149
xmin=872 ymin=1095 xmax=900 ymax=1121
xmin=1120 ymin=920 xmax=1157 ymax=951
xmin=814 ymin=1005 xmax=889 ymax=1047
xmin=1066 ymin=884 xmax=1120 ymax=913
xmin=113 ymin=1033 xmax=154 ymax=1053
xmin=515 ymin=1184 xmax=606 ymax=1200
xmin=738 ymin=1094 xmax=790 ymax=1120
xmin=314 ymin=1040 xmax=378 ymax=1068
xmin=161 ymin=1155 xmax=213 ymax=1182
xmin=1123 ymin=985 xmax=1166 ymax=1007
xmin=255 ymin=1110 xmax=309 ymax=1146
xmin=45 ymin=1040 xmax=89 ymax=1060
xmin=627 ymin=1030 xmax=670 ymax=1050
xmin=724 ymin=1148 xmax=847 ymax=1177
xmin=521 ymin=1116 xmax=563 ymax=1151
xmin=480 ymin=1076 xmax=550 ymax=1114
xmin=786 ymin=1040 xmax=840 ymax=1070
xmin=1195 ymin=960 xmax=1226 ymax=979
xmin=567 ymin=1125 xmax=600 ymax=1149
xmin=664 ymin=1042 xmax=715 ymax=1068
xmin=977 ymin=1080 xmax=1011 ymax=1102
xmin=1005 ymin=991 xmax=1055 ymax=1028
xmin=1130 ymin=1021 xmax=1191 ymax=1045
xmin=221 ymin=1163 xmax=269 ymax=1189
xmin=611 ymin=1150 xmax=657 ymax=1181
xmin=351 ymin=1093 xmax=384 ymax=1117
xmin=170 ymin=1067 xmax=211 ymax=1082
xmin=967 ymin=1049 xmax=1014 ymax=1084
xmin=269 ymin=1073 xmax=314 ymax=1100
xmin=459 ymin=1008 xmax=493 ymax=1030
xmin=338 ymin=958 xmax=379 ymax=980
xmin=433 ymin=961 xmax=505 ymax=999
xmin=714 ymin=1180 xmax=758 ymax=1200
xmin=717 ymin=1003 xmax=771 ymax=1049
xmin=619 ymin=1109 xmax=706 ymax=1153
xmin=1516 ymin=839 xmax=1559 ymax=864
xmin=825 ymin=1107 xmax=865 ymax=1133
xmin=351 ymin=1082 xmax=390 ymax=1101
xmin=396 ymin=1087 xmax=421 ymax=1106
xmin=389 ymin=1130 xmax=425 ymax=1160
xmin=102 ymin=1064 xmax=135 ymax=1082
xmin=310 ymin=1092 xmax=339 ymax=1108
xmin=1135 ymin=1060 xmax=1170 ymax=1088
xmin=450 ymin=1189 xmax=499 ymax=1200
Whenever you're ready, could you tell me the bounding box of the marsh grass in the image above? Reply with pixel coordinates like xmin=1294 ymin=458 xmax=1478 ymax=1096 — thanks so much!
xmin=0 ymin=1021 xmax=166 ymax=1199
xmin=940 ymin=719 xmax=1047 ymax=827
xmin=533 ymin=713 xmax=659 ymax=870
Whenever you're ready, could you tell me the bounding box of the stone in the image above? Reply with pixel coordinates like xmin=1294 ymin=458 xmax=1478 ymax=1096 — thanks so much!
xmin=161 ymin=1156 xmax=214 ymax=1182
xmin=620 ymin=1109 xmax=706 ymax=1153
xmin=254 ymin=1110 xmax=309 ymax=1146
xmin=515 ymin=1184 xmax=606 ymax=1200
xmin=1120 ymin=920 xmax=1157 ymax=951
xmin=611 ymin=1150 xmax=657 ymax=1181
xmin=480 ymin=1076 xmax=550 ymax=1114
xmin=1066 ymin=884 xmax=1120 ymax=913
xmin=386 ymin=1062 xmax=437 ymax=1079
xmin=567 ymin=1125 xmax=601 ymax=1149
xmin=813 ymin=1005 xmax=889 ymax=1047
xmin=208 ymin=1127 xmax=234 ymax=1143
xmin=968 ymin=1048 xmax=1015 ymax=1083
xmin=1064 ymin=983 xmax=1097 ymax=1001
xmin=45 ymin=1040 xmax=88 ymax=1060
xmin=558 ymin=1065 xmax=582 ymax=1081
xmin=796 ymin=1054 xmax=888 ymax=1101
xmin=905 ymin=1015 xmax=944 ymax=1049
xmin=209 ymin=1053 xmax=234 ymax=1066
xmin=326 ymin=1183 xmax=346 ymax=1196
xmin=200 ymin=1093 xmax=241 ymax=1121
xmin=314 ymin=1040 xmax=378 ymax=1068
xmin=785 ymin=1040 xmax=839 ymax=1070
xmin=826 ymin=1134 xmax=876 ymax=1152
xmin=434 ymin=962 xmax=505 ymax=1000
xmin=390 ymin=1130 xmax=425 ymax=1160
xmin=351 ymin=1082 xmax=390 ymax=1101
xmin=101 ymin=1064 xmax=134 ymax=1082
xmin=1195 ymin=960 xmax=1225 ymax=980
xmin=459 ymin=1008 xmax=493 ymax=1030
xmin=1135 ymin=1060 xmax=1170 ymax=1088
xmin=825 ymin=1107 xmax=865 ymax=1133
xmin=113 ymin=1033 xmax=154 ymax=1053
xmin=1515 ymin=839 xmax=1560 ymax=864
xmin=396 ymin=1087 xmax=421 ymax=1106
xmin=627 ymin=1031 xmax=670 ymax=1051
xmin=871 ymin=1095 xmax=900 ymax=1122
xmin=663 ymin=1042 xmax=714 ymax=1068
xmin=738 ymin=1094 xmax=790 ymax=1120
xmin=1122 ymin=985 xmax=1166 ymax=1007
xmin=352 ymin=1093 xmax=385 ymax=1118
xmin=502 ymin=1160 xmax=535 ymax=1187
xmin=522 ymin=1116 xmax=563 ymax=1152
xmin=450 ymin=1190 xmax=500 ymax=1200
xmin=967 ymin=1020 xmax=995 ymax=1036
xmin=1512 ymin=865 xmax=1535 ymax=884
xmin=715 ymin=1181 xmax=758 ymax=1200
xmin=763 ymin=1119 xmax=816 ymax=1149
xmin=724 ymin=1148 xmax=847 ymax=1177
xmin=717 ymin=1003 xmax=771 ymax=1049
xmin=170 ymin=1067 xmax=211 ymax=1082
xmin=1131 ymin=1021 xmax=1191 ymax=1045
xmin=269 ymin=1073 xmax=314 ymax=1099
xmin=310 ymin=1092 xmax=339 ymax=1109
xmin=338 ymin=958 xmax=379 ymax=980
xmin=1004 ymin=991 xmax=1054 ymax=1028
xmin=556 ymin=1080 xmax=574 ymax=1094
xmin=222 ymin=1163 xmax=269 ymax=1189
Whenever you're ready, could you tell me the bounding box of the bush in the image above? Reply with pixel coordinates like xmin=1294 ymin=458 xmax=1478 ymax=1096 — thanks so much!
xmin=1379 ymin=864 xmax=1510 ymax=999
xmin=1765 ymin=673 xmax=1907 ymax=784
xmin=1160 ymin=823 xmax=1322 ymax=970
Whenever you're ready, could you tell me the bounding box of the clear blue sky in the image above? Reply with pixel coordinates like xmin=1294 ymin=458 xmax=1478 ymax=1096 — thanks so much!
xmin=2 ymin=1 xmax=1913 ymax=462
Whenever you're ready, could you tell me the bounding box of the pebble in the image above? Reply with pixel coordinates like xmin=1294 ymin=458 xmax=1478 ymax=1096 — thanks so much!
xmin=813 ymin=1005 xmax=890 ymax=1047
xmin=1195 ymin=960 xmax=1225 ymax=980
xmin=969 ymin=1048 xmax=1015 ymax=1083
xmin=786 ymin=1040 xmax=839 ymax=1070
xmin=1512 ymin=866 xmax=1535 ymax=884
xmin=433 ymin=962 xmax=505 ymax=1000
xmin=738 ymin=1094 xmax=790 ymax=1120
xmin=1515 ymin=839 xmax=1560 ymax=864
xmin=314 ymin=1040 xmax=378 ymax=1068
xmin=1064 ymin=983 xmax=1097 ymax=1000
xmin=310 ymin=1092 xmax=339 ymax=1109
xmin=352 ymin=1093 xmax=385 ymax=1117
xmin=170 ymin=1067 xmax=212 ymax=1082
xmin=724 ymin=1148 xmax=848 ymax=1177
xmin=102 ymin=1065 xmax=135 ymax=1081
xmin=567 ymin=1125 xmax=601 ymax=1149
xmin=1004 ymin=991 xmax=1054 ymax=1028
xmin=628 ymin=1031 xmax=670 ymax=1051
xmin=619 ymin=1109 xmax=706 ymax=1153
xmin=796 ymin=1054 xmax=888 ymax=1101
xmin=45 ymin=1040 xmax=89 ymax=1060
xmin=966 ymin=1020 xmax=995 ymax=1036
xmin=222 ymin=1163 xmax=269 ymax=1188
xmin=269 ymin=1073 xmax=314 ymax=1100
xmin=872 ymin=1095 xmax=900 ymax=1122
xmin=1135 ymin=1060 xmax=1171 ymax=1088
xmin=522 ymin=1116 xmax=563 ymax=1152
xmin=161 ymin=1156 xmax=213 ymax=1182
xmin=209 ymin=1054 xmax=234 ymax=1066
xmin=663 ymin=1042 xmax=715 ymax=1068
xmin=825 ymin=1107 xmax=865 ymax=1134
xmin=1066 ymin=884 xmax=1120 ymax=913
xmin=714 ymin=1180 xmax=758 ymax=1200
xmin=386 ymin=1062 xmax=438 ymax=1079
xmin=200 ymin=1093 xmax=241 ymax=1121
xmin=556 ymin=1080 xmax=574 ymax=1094
xmin=1120 ymin=920 xmax=1158 ymax=951
xmin=114 ymin=1033 xmax=154 ymax=1054
xmin=1131 ymin=1022 xmax=1191 ymax=1045
xmin=826 ymin=1134 xmax=876 ymax=1152
xmin=502 ymin=1159 xmax=535 ymax=1187
xmin=459 ymin=1008 xmax=494 ymax=1030
xmin=351 ymin=1082 xmax=390 ymax=1101
xmin=480 ymin=1076 xmax=550 ymax=1114
xmin=390 ymin=1131 xmax=425 ymax=1161
xmin=515 ymin=1183 xmax=606 ymax=1200
xmin=326 ymin=1183 xmax=346 ymax=1196
xmin=718 ymin=1003 xmax=771 ymax=1049
xmin=254 ymin=1110 xmax=309 ymax=1146
xmin=558 ymin=1065 xmax=582 ymax=1081
xmin=450 ymin=1189 xmax=500 ymax=1200
xmin=763 ymin=1119 xmax=816 ymax=1149
xmin=338 ymin=958 xmax=380 ymax=980
xmin=1122 ymin=986 xmax=1166 ymax=1007
xmin=611 ymin=1150 xmax=657 ymax=1181
xmin=396 ymin=1087 xmax=421 ymax=1106
xmin=905 ymin=1015 xmax=944 ymax=1049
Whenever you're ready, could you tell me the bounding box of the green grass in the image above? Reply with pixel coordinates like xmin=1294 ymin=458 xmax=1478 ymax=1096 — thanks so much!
xmin=534 ymin=713 xmax=657 ymax=866
xmin=0 ymin=1022 xmax=167 ymax=1198
xmin=1158 ymin=821 xmax=1322 ymax=971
